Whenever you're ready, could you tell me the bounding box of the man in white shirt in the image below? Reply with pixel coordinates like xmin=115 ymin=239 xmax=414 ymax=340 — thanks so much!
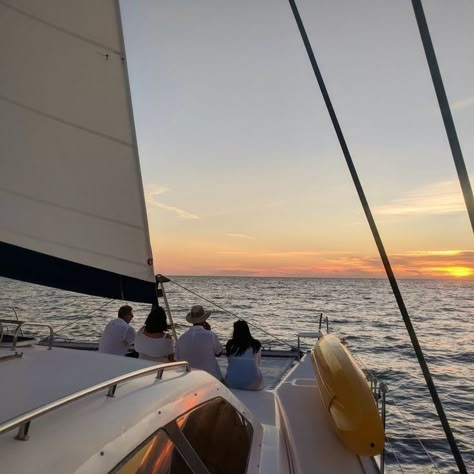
xmin=98 ymin=305 xmax=136 ymax=356
xmin=176 ymin=305 xmax=223 ymax=380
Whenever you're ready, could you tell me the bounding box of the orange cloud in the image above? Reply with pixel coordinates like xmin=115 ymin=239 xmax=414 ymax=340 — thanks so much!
xmin=154 ymin=245 xmax=473 ymax=280
xmin=389 ymin=250 xmax=473 ymax=279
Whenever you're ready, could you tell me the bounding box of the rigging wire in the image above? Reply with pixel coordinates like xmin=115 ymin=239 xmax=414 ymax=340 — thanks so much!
xmin=384 ymin=435 xmax=406 ymax=473
xmin=387 ymin=394 xmax=442 ymax=473
xmin=286 ymin=1 xmax=467 ymax=472
xmin=52 ymin=298 xmax=115 ymax=336
xmin=350 ymin=351 xmax=439 ymax=472
xmin=411 ymin=0 xmax=474 ymax=235
xmin=165 ymin=276 xmax=297 ymax=350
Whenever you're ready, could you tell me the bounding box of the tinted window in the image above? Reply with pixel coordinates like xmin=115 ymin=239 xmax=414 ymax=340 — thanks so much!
xmin=111 ymin=429 xmax=192 ymax=474
xmin=177 ymin=397 xmax=253 ymax=474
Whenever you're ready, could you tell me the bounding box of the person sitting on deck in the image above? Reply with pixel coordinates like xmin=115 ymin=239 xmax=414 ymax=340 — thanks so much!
xmin=134 ymin=306 xmax=175 ymax=363
xmin=175 ymin=305 xmax=224 ymax=380
xmin=225 ymin=320 xmax=263 ymax=391
xmin=98 ymin=305 xmax=136 ymax=356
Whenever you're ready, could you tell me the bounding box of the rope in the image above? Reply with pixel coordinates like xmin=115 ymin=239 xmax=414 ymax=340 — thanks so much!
xmin=165 ymin=277 xmax=297 ymax=350
xmin=286 ymin=1 xmax=467 ymax=472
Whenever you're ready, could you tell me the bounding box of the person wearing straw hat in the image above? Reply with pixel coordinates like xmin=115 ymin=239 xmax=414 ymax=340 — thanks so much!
xmin=175 ymin=305 xmax=223 ymax=380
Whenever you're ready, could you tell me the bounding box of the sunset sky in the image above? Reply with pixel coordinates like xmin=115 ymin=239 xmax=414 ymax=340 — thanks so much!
xmin=121 ymin=0 xmax=473 ymax=279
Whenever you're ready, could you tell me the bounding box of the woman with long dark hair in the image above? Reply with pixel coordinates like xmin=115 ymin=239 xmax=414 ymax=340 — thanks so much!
xmin=134 ymin=306 xmax=175 ymax=362
xmin=225 ymin=320 xmax=263 ymax=390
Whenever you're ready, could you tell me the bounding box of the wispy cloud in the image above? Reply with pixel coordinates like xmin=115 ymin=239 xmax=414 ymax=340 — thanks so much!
xmin=394 ymin=249 xmax=474 ymax=264
xmin=375 ymin=180 xmax=467 ymax=216
xmin=225 ymin=233 xmax=254 ymax=239
xmin=263 ymin=250 xmax=328 ymax=258
xmin=403 ymin=250 xmax=465 ymax=257
xmin=451 ymin=97 xmax=474 ymax=111
xmin=216 ymin=250 xmax=329 ymax=258
xmin=216 ymin=251 xmax=249 ymax=255
xmin=145 ymin=185 xmax=199 ymax=220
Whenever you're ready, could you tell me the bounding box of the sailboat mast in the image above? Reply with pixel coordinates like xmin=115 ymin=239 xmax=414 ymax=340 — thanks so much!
xmin=286 ymin=0 xmax=467 ymax=472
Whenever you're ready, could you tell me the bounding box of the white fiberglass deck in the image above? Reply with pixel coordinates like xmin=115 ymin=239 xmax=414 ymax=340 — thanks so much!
xmin=0 ymin=345 xmax=263 ymax=474
xmin=231 ymin=354 xmax=378 ymax=474
xmin=1 ymin=344 xmax=378 ymax=474
xmin=0 ymin=347 xmax=156 ymax=424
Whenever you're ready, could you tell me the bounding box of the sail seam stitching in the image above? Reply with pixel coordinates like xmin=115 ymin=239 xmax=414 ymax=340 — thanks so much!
xmin=0 ymin=187 xmax=144 ymax=231
xmin=0 ymin=95 xmax=133 ymax=148
xmin=0 ymin=1 xmax=122 ymax=56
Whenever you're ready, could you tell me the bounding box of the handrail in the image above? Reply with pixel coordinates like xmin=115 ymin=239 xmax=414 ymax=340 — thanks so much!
xmin=0 ymin=307 xmax=22 ymax=342
xmin=318 ymin=313 xmax=329 ymax=334
xmin=0 ymin=306 xmax=20 ymax=320
xmin=379 ymin=382 xmax=388 ymax=474
xmin=0 ymin=319 xmax=20 ymax=344
xmin=0 ymin=361 xmax=190 ymax=440
xmin=10 ymin=322 xmax=54 ymax=350
xmin=0 ymin=320 xmax=54 ymax=350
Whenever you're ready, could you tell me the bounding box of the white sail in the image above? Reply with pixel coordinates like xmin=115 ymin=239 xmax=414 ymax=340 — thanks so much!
xmin=0 ymin=1 xmax=156 ymax=300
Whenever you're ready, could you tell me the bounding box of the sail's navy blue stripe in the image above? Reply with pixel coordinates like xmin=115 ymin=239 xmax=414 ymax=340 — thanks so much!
xmin=0 ymin=242 xmax=157 ymax=304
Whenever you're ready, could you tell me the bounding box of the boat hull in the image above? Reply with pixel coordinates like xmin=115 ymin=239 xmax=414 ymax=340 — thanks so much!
xmin=311 ymin=334 xmax=384 ymax=456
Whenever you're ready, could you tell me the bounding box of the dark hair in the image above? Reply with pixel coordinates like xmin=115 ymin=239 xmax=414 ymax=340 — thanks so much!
xmin=226 ymin=320 xmax=261 ymax=357
xmin=144 ymin=306 xmax=168 ymax=333
xmin=118 ymin=305 xmax=133 ymax=319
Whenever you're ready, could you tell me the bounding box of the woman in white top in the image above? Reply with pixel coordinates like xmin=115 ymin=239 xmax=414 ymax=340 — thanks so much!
xmin=134 ymin=306 xmax=174 ymax=363
xmin=225 ymin=320 xmax=263 ymax=390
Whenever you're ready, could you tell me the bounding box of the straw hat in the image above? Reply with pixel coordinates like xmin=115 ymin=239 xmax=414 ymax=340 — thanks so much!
xmin=186 ymin=305 xmax=211 ymax=324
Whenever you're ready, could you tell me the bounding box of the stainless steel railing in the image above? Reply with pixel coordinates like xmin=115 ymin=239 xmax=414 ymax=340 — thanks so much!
xmin=0 ymin=307 xmax=21 ymax=341
xmin=0 ymin=306 xmax=20 ymax=321
xmin=0 ymin=360 xmax=191 ymax=441
xmin=0 ymin=319 xmax=54 ymax=350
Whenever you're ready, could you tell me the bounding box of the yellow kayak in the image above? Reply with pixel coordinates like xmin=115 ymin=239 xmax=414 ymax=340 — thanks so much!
xmin=311 ymin=334 xmax=384 ymax=456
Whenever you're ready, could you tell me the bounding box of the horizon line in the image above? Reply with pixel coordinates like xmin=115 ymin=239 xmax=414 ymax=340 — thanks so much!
xmin=158 ymin=274 xmax=473 ymax=281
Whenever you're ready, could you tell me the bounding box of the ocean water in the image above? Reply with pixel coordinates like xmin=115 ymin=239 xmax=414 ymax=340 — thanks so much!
xmin=0 ymin=276 xmax=472 ymax=473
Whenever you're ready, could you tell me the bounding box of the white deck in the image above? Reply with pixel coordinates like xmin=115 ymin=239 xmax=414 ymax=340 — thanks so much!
xmin=0 ymin=347 xmax=155 ymax=423
xmin=231 ymin=354 xmax=378 ymax=474
xmin=1 ymin=344 xmax=378 ymax=474
xmin=0 ymin=345 xmax=263 ymax=473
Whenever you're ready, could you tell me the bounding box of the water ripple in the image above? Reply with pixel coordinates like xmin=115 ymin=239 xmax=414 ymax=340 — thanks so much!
xmin=1 ymin=276 xmax=472 ymax=472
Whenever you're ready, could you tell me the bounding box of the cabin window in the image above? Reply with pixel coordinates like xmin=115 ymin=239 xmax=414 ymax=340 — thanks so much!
xmin=110 ymin=428 xmax=192 ymax=474
xmin=176 ymin=397 xmax=253 ymax=474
